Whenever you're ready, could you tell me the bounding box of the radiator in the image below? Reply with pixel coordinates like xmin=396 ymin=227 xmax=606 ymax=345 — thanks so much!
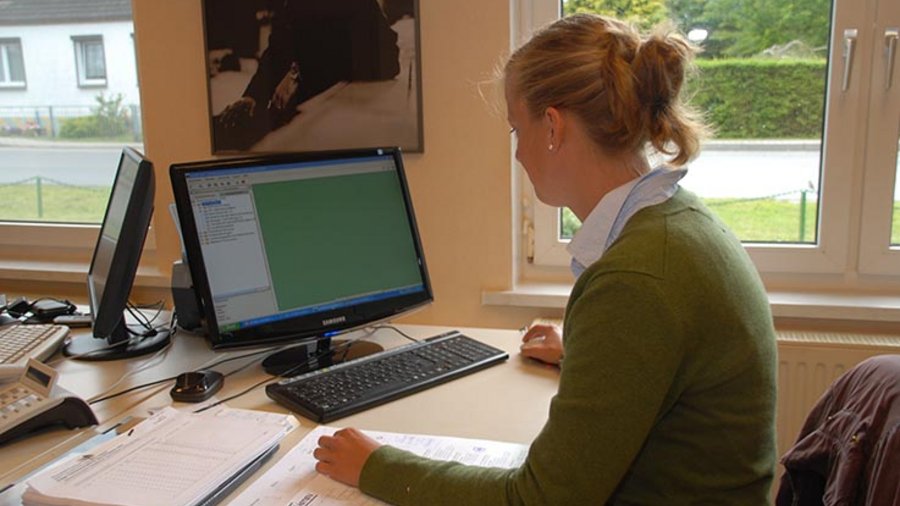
xmin=775 ymin=331 xmax=900 ymax=459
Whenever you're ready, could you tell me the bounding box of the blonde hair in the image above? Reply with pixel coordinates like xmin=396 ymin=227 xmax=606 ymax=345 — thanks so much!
xmin=504 ymin=14 xmax=708 ymax=166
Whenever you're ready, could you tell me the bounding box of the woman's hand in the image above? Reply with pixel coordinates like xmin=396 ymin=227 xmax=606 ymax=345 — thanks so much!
xmin=314 ymin=428 xmax=382 ymax=487
xmin=520 ymin=324 xmax=563 ymax=365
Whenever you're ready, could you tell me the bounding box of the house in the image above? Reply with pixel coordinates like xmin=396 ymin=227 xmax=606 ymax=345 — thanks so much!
xmin=0 ymin=0 xmax=138 ymax=135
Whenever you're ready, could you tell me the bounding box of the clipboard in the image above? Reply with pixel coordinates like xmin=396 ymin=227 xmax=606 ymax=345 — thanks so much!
xmin=196 ymin=443 xmax=279 ymax=506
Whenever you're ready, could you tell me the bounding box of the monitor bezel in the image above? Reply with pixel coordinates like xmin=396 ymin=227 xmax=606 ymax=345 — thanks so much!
xmin=169 ymin=147 xmax=433 ymax=350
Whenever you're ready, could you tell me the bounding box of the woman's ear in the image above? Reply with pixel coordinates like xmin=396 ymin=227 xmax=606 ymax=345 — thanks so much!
xmin=544 ymin=106 xmax=564 ymax=152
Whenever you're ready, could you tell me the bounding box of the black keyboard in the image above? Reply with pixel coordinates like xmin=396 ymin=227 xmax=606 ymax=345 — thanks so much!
xmin=265 ymin=331 xmax=509 ymax=422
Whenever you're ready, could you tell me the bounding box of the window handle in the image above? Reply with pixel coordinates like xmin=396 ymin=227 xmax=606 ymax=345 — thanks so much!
xmin=841 ymin=28 xmax=858 ymax=92
xmin=885 ymin=28 xmax=899 ymax=91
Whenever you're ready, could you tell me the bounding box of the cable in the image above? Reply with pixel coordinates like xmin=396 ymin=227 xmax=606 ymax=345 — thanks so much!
xmin=46 ymin=338 xmax=131 ymax=366
xmin=87 ymin=343 xmax=294 ymax=405
xmin=4 ymin=296 xmax=77 ymax=323
xmin=53 ymin=313 xmax=177 ymax=364
xmin=93 ymin=327 xmax=382 ymax=410
xmin=125 ymin=302 xmax=163 ymax=335
xmin=371 ymin=324 xmax=420 ymax=343
xmin=193 ymin=336 xmax=368 ymax=413
xmin=88 ymin=375 xmax=179 ymax=405
xmin=86 ymin=339 xmax=174 ymax=403
xmin=192 ymin=375 xmax=275 ymax=413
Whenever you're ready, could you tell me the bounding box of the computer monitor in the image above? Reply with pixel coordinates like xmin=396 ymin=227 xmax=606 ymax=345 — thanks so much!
xmin=63 ymin=147 xmax=172 ymax=360
xmin=169 ymin=147 xmax=433 ymax=375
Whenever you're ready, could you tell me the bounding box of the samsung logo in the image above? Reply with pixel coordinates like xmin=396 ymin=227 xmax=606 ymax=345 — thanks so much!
xmin=322 ymin=316 xmax=346 ymax=326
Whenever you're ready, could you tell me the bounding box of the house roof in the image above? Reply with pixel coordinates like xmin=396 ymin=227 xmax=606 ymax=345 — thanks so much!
xmin=0 ymin=0 xmax=132 ymax=25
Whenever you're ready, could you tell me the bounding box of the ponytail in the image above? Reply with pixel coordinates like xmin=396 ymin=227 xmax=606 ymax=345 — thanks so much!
xmin=505 ymin=14 xmax=709 ymax=167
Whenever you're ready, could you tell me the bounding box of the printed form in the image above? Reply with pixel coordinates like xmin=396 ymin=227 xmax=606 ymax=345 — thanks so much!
xmin=21 ymin=407 xmax=297 ymax=506
xmin=229 ymin=426 xmax=529 ymax=506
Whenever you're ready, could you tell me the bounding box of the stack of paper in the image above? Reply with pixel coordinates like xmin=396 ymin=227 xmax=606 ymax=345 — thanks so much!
xmin=228 ymin=426 xmax=529 ymax=506
xmin=22 ymin=407 xmax=297 ymax=506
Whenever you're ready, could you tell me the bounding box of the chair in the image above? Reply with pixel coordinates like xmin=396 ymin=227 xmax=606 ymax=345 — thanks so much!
xmin=776 ymin=354 xmax=900 ymax=505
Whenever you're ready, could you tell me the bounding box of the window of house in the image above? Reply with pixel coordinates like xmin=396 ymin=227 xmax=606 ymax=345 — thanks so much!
xmin=0 ymin=6 xmax=143 ymax=259
xmin=0 ymin=38 xmax=26 ymax=88
xmin=73 ymin=36 xmax=107 ymax=87
xmin=520 ymin=0 xmax=900 ymax=282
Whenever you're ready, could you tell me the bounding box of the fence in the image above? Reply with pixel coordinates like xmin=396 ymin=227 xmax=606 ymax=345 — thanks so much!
xmin=705 ymin=187 xmax=817 ymax=242
xmin=561 ymin=186 xmax=819 ymax=243
xmin=0 ymin=176 xmax=108 ymax=223
xmin=4 ymin=176 xmax=67 ymax=219
xmin=0 ymin=104 xmax=142 ymax=141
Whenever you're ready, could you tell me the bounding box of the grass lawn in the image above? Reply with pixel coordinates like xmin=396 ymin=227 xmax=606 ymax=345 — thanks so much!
xmin=2 ymin=182 xmax=899 ymax=246
xmin=0 ymin=182 xmax=110 ymax=223
xmin=563 ymin=199 xmax=900 ymax=245
xmin=705 ymin=197 xmax=818 ymax=243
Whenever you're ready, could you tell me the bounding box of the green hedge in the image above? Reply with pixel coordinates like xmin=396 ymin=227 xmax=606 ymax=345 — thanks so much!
xmin=687 ymin=59 xmax=826 ymax=139
xmin=58 ymin=92 xmax=132 ymax=140
xmin=59 ymin=114 xmax=130 ymax=139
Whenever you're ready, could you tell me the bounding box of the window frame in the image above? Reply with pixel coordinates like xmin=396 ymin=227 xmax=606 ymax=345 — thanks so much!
xmin=519 ymin=0 xmax=900 ymax=288
xmin=0 ymin=38 xmax=27 ymax=89
xmin=0 ymin=17 xmax=162 ymax=289
xmin=72 ymin=35 xmax=107 ymax=88
xmin=857 ymin=0 xmax=900 ymax=275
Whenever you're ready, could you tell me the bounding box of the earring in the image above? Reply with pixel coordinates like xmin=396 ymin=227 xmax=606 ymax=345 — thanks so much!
xmin=548 ymin=143 xmax=554 ymax=151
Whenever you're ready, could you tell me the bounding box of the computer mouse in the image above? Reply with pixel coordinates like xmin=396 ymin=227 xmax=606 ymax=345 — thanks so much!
xmin=170 ymin=369 xmax=224 ymax=403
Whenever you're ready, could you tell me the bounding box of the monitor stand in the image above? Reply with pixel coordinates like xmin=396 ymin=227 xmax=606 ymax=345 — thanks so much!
xmin=63 ymin=319 xmax=171 ymax=361
xmin=262 ymin=337 xmax=383 ymax=377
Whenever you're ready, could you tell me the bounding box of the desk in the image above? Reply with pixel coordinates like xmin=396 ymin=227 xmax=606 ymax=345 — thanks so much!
xmin=0 ymin=324 xmax=558 ymax=505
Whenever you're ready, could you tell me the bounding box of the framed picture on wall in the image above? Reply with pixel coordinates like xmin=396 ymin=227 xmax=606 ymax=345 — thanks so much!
xmin=202 ymin=0 xmax=423 ymax=154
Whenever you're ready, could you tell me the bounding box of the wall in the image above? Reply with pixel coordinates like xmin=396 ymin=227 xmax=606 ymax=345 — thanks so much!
xmin=0 ymin=22 xmax=140 ymax=108
xmin=132 ymin=0 xmax=546 ymax=330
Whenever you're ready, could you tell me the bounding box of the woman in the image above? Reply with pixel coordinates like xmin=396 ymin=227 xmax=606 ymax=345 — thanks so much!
xmin=314 ymin=14 xmax=777 ymax=504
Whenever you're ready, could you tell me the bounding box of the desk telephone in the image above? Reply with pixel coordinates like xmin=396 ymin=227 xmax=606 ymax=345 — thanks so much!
xmin=0 ymin=359 xmax=97 ymax=446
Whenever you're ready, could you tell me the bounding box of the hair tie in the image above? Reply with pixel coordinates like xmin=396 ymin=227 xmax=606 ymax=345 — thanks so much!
xmin=652 ymin=98 xmax=669 ymax=117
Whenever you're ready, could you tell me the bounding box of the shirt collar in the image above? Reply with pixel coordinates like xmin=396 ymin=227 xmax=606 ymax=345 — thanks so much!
xmin=567 ymin=167 xmax=686 ymax=277
xmin=566 ymin=177 xmax=639 ymax=272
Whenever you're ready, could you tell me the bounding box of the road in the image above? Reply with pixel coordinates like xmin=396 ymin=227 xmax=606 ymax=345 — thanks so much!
xmin=682 ymin=149 xmax=821 ymax=201
xmin=0 ymin=147 xmax=123 ymax=187
xmin=0 ymin=145 xmax=896 ymax=200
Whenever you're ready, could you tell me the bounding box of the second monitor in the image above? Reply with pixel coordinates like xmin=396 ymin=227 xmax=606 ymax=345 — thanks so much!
xmin=169 ymin=147 xmax=433 ymax=374
xmin=64 ymin=146 xmax=171 ymax=360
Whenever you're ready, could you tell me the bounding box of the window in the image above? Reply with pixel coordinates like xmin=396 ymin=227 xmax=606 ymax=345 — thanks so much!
xmin=0 ymin=6 xmax=143 ymax=267
xmin=73 ymin=36 xmax=107 ymax=87
xmin=519 ymin=0 xmax=900 ymax=286
xmin=0 ymin=39 xmax=26 ymax=88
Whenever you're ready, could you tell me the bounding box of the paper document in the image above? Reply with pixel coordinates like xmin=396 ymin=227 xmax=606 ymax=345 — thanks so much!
xmin=228 ymin=426 xmax=529 ymax=506
xmin=22 ymin=407 xmax=297 ymax=506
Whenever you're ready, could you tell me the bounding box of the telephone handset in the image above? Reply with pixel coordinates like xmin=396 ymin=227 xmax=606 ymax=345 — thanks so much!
xmin=0 ymin=359 xmax=97 ymax=446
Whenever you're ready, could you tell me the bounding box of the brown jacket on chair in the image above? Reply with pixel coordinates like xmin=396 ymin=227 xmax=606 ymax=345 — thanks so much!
xmin=776 ymin=354 xmax=900 ymax=505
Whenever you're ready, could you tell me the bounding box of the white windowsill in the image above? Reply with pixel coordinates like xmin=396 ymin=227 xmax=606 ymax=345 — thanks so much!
xmin=0 ymin=259 xmax=169 ymax=288
xmin=483 ymin=283 xmax=900 ymax=322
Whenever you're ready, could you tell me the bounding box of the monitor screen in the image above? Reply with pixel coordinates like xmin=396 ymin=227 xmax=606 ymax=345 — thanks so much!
xmin=170 ymin=147 xmax=432 ymax=370
xmin=64 ymin=147 xmax=171 ymax=360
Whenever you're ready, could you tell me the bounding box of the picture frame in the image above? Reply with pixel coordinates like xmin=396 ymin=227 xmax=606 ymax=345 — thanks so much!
xmin=202 ymin=0 xmax=423 ymax=154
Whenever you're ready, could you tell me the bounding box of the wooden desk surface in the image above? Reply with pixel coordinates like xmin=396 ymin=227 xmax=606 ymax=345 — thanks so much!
xmin=0 ymin=324 xmax=559 ymax=505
